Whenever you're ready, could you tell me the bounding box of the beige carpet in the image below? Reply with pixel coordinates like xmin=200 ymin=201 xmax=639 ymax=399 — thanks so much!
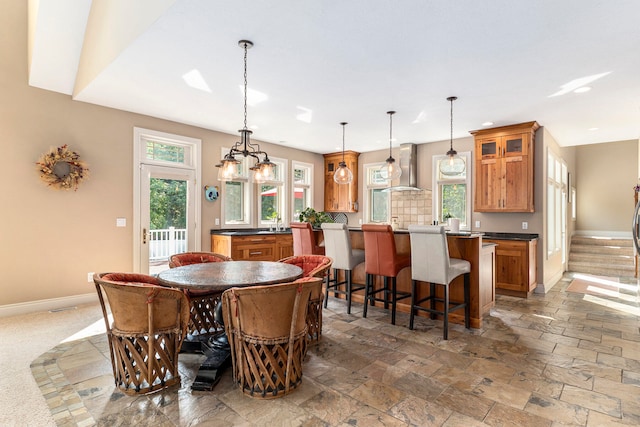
xmin=566 ymin=274 xmax=621 ymax=297
xmin=0 ymin=302 xmax=104 ymax=427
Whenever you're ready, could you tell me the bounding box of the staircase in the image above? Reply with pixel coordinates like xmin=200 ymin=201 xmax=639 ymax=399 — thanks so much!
xmin=568 ymin=235 xmax=636 ymax=278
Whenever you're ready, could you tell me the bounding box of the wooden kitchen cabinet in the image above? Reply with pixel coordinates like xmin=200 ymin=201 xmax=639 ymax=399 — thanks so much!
xmin=323 ymin=151 xmax=359 ymax=212
xmin=471 ymin=122 xmax=539 ymax=212
xmin=211 ymin=233 xmax=293 ymax=261
xmin=483 ymin=238 xmax=537 ymax=298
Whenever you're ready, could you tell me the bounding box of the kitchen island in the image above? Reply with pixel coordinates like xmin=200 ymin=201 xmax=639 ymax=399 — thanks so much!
xmin=319 ymin=228 xmax=496 ymax=329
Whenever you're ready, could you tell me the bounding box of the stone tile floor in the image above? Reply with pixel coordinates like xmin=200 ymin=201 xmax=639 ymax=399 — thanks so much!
xmin=31 ymin=273 xmax=640 ymax=426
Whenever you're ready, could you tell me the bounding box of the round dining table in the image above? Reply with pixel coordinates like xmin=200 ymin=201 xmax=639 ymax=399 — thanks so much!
xmin=157 ymin=260 xmax=303 ymax=291
xmin=157 ymin=260 xmax=303 ymax=391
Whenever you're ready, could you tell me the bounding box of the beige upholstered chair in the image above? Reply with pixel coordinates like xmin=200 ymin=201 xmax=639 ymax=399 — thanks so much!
xmin=278 ymin=255 xmax=332 ymax=342
xmin=321 ymin=222 xmax=365 ymax=314
xmin=221 ymin=277 xmax=321 ymax=399
xmin=93 ymin=272 xmax=190 ymax=395
xmin=168 ymin=251 xmax=232 ymax=336
xmin=407 ymin=225 xmax=470 ymax=339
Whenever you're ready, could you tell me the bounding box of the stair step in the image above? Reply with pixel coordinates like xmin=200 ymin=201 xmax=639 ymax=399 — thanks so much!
xmin=570 ymin=244 xmax=634 ymax=256
xmin=569 ymin=252 xmax=634 ymax=265
xmin=571 ymin=236 xmax=633 ymax=247
xmin=568 ymin=262 xmax=636 ymax=278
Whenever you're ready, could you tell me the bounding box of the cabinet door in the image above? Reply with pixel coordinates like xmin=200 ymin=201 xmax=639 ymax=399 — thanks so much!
xmin=475 ymin=158 xmax=502 ymax=211
xmin=323 ymin=152 xmax=359 ymax=213
xmin=503 ymin=155 xmax=530 ymax=211
xmin=489 ymin=239 xmax=527 ymax=293
xmin=275 ymin=234 xmax=294 ymax=260
xmin=478 ymin=137 xmax=500 ymax=160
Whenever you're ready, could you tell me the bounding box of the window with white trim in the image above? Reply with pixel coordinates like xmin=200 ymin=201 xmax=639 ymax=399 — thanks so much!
xmin=547 ymin=150 xmax=566 ymax=257
xmin=220 ymin=148 xmax=251 ymax=227
xmin=432 ymin=152 xmax=471 ymax=229
xmin=257 ymin=158 xmax=287 ymax=227
xmin=364 ymin=162 xmax=390 ymax=223
xmin=292 ymin=161 xmax=313 ymax=222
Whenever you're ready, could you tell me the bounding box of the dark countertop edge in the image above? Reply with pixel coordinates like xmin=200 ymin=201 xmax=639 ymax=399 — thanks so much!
xmin=211 ymin=228 xmax=292 ymax=236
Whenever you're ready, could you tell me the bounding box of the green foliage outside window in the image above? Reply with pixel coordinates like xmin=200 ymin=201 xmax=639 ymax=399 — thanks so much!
xmin=441 ymin=183 xmax=466 ymax=224
xmin=150 ymin=178 xmax=186 ymax=230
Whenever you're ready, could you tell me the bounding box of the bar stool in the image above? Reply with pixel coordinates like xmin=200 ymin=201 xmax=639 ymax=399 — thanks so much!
xmin=290 ymin=222 xmax=325 ymax=255
xmin=407 ymin=224 xmax=470 ymax=340
xmin=321 ymin=223 xmax=366 ymax=314
xmin=361 ymin=224 xmax=411 ymax=325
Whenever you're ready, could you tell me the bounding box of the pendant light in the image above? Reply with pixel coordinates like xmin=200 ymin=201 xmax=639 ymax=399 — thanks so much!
xmin=217 ymin=40 xmax=274 ymax=183
xmin=439 ymin=96 xmax=465 ymax=176
xmin=333 ymin=122 xmax=353 ymax=184
xmin=380 ymin=110 xmax=402 ymax=181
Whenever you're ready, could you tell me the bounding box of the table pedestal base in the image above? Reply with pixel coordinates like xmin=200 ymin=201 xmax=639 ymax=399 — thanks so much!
xmin=185 ymin=334 xmax=232 ymax=391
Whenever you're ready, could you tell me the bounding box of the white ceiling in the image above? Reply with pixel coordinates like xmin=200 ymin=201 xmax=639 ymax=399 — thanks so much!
xmin=28 ymin=0 xmax=640 ymax=154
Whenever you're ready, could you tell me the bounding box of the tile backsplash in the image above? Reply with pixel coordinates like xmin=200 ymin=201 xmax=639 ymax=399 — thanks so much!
xmin=390 ymin=190 xmax=433 ymax=229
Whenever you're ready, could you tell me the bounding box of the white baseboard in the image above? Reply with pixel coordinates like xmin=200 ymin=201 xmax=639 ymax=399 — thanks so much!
xmin=0 ymin=293 xmax=98 ymax=318
xmin=574 ymin=230 xmax=632 ymax=239
xmin=535 ymin=270 xmax=565 ymax=294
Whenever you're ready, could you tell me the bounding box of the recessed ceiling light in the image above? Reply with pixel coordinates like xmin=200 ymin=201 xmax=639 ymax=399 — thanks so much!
xmin=588 ymin=127 xmax=599 ymax=131
xmin=482 ymin=121 xmax=494 ymax=126
xmin=574 ymin=86 xmax=591 ymax=93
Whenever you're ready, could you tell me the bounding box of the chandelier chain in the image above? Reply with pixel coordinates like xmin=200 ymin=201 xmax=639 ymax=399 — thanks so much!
xmin=243 ymin=42 xmax=248 ymax=130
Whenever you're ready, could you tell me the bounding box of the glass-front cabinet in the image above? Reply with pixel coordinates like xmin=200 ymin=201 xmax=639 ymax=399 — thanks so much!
xmin=472 ymin=122 xmax=539 ymax=212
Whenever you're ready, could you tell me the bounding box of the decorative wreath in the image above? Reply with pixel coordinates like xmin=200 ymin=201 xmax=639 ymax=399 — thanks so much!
xmin=36 ymin=144 xmax=89 ymax=191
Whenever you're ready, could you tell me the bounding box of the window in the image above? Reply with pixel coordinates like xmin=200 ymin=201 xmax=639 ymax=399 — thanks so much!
xmin=364 ymin=163 xmax=389 ymax=223
xmin=547 ymin=150 xmax=566 ymax=257
xmin=432 ymin=152 xmax=471 ymax=229
xmin=138 ymin=131 xmax=195 ymax=168
xmin=292 ymin=161 xmax=313 ymax=221
xmin=221 ymin=149 xmax=251 ymax=226
xmin=257 ymin=158 xmax=287 ymax=227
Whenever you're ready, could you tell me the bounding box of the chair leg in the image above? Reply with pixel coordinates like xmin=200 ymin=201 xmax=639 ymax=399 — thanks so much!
xmin=429 ymin=282 xmax=436 ymax=319
xmin=363 ymin=273 xmax=371 ymax=318
xmin=409 ymin=279 xmax=416 ymax=330
xmin=443 ymin=284 xmax=449 ymax=340
xmin=464 ymin=272 xmax=471 ymax=329
xmin=391 ymin=276 xmax=397 ymax=325
xmin=346 ymin=270 xmax=352 ymax=314
xmin=324 ymin=270 xmax=332 ymax=308
xmin=383 ymin=276 xmax=389 ymax=310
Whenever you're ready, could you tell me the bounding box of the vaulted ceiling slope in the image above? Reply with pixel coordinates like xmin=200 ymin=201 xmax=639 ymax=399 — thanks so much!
xmin=28 ymin=0 xmax=640 ymax=154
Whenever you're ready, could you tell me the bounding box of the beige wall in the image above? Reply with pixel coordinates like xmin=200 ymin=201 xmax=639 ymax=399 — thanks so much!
xmin=575 ymin=139 xmax=639 ymax=234
xmin=1 ymin=1 xmax=322 ymax=306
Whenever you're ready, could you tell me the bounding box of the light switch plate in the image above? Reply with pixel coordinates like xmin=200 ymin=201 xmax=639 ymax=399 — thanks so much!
xmin=116 ymin=218 xmax=126 ymax=227
xmin=475 ymin=221 xmax=480 ymax=228
xmin=522 ymin=221 xmax=528 ymax=230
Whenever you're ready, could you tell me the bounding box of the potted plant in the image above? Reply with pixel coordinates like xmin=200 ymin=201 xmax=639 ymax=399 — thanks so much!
xmin=298 ymin=207 xmax=334 ymax=228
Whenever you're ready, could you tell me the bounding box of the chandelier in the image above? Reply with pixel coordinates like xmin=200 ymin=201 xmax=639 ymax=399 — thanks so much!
xmin=439 ymin=96 xmax=465 ymax=176
xmin=217 ymin=40 xmax=274 ymax=183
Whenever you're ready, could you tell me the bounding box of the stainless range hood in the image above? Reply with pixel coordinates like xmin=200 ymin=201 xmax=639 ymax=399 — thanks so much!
xmin=382 ymin=143 xmax=423 ymax=192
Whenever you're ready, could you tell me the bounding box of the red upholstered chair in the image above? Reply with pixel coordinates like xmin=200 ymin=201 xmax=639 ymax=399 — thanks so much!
xmin=290 ymin=222 xmax=325 ymax=256
xmin=278 ymin=255 xmax=333 ymax=343
xmin=93 ymin=272 xmax=190 ymax=395
xmin=168 ymin=252 xmax=232 ymax=336
xmin=361 ymin=224 xmax=412 ymax=325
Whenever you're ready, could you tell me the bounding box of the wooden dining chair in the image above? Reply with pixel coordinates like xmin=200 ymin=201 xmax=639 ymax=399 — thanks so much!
xmin=93 ymin=272 xmax=190 ymax=395
xmin=278 ymin=255 xmax=333 ymax=343
xmin=221 ymin=277 xmax=320 ymax=399
xmin=168 ymin=251 xmax=232 ymax=337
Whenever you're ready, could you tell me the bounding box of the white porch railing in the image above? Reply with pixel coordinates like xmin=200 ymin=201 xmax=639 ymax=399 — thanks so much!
xmin=149 ymin=227 xmax=187 ymax=261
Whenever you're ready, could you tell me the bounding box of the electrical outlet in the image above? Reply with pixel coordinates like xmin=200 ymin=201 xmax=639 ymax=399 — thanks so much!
xmin=215 ymin=218 xmax=220 ymax=226
xmin=87 ymin=272 xmax=94 ymax=283
xmin=522 ymin=221 xmax=528 ymax=230
xmin=475 ymin=220 xmax=481 ymax=228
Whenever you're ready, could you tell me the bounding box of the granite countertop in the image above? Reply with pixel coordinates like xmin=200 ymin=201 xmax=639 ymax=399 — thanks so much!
xmin=211 ymin=228 xmax=292 ymax=236
xmin=481 ymin=232 xmax=539 ymax=241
